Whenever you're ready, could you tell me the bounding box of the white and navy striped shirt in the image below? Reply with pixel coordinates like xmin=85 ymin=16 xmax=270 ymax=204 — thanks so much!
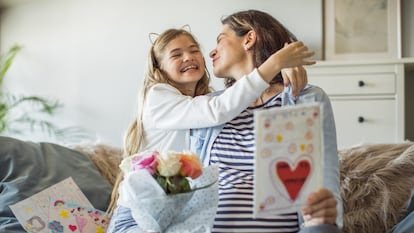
xmin=210 ymin=94 xmax=299 ymax=233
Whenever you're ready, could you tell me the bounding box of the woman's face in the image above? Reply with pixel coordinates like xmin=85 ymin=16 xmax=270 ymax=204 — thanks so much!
xmin=209 ymin=24 xmax=251 ymax=80
xmin=160 ymin=34 xmax=206 ymax=92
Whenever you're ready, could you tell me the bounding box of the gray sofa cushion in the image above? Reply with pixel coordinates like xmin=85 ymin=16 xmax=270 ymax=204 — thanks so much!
xmin=0 ymin=136 xmax=112 ymax=233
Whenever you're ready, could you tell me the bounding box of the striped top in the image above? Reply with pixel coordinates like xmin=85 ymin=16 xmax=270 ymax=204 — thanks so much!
xmin=209 ymin=94 xmax=299 ymax=233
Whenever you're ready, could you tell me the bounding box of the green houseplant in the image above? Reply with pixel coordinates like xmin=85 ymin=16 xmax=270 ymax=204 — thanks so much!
xmin=0 ymin=45 xmax=90 ymax=142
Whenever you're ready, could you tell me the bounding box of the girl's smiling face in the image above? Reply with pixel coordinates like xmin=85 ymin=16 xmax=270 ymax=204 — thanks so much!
xmin=160 ymin=34 xmax=206 ymax=93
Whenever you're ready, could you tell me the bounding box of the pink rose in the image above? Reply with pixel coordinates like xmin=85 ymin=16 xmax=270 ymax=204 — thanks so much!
xmin=131 ymin=151 xmax=159 ymax=175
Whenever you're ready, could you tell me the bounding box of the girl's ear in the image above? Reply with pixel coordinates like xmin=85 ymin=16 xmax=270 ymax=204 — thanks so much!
xmin=243 ymin=30 xmax=257 ymax=51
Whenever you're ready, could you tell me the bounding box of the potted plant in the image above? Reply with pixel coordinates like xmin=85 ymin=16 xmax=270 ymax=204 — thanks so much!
xmin=0 ymin=45 xmax=90 ymax=143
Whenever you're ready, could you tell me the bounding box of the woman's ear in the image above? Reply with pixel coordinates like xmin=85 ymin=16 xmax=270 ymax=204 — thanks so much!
xmin=244 ymin=30 xmax=257 ymax=51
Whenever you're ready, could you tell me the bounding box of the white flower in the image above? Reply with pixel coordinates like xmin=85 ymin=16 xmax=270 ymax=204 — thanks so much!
xmin=119 ymin=155 xmax=135 ymax=174
xmin=157 ymin=151 xmax=181 ymax=177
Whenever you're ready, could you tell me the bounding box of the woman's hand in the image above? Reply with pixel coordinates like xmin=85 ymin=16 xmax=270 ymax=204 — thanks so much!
xmin=301 ymin=188 xmax=338 ymax=227
xmin=281 ymin=66 xmax=308 ymax=97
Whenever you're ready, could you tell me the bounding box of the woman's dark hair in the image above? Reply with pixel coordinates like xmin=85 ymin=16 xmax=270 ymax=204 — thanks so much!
xmin=221 ymin=9 xmax=298 ymax=87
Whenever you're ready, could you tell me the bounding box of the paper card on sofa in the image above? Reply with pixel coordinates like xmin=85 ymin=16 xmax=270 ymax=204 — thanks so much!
xmin=9 ymin=177 xmax=92 ymax=233
xmin=47 ymin=198 xmax=110 ymax=233
xmin=253 ymin=103 xmax=324 ymax=217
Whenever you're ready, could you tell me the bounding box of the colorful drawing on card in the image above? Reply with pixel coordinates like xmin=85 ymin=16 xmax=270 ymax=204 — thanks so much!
xmin=253 ymin=103 xmax=324 ymax=217
xmin=9 ymin=177 xmax=92 ymax=233
xmin=47 ymin=199 xmax=110 ymax=233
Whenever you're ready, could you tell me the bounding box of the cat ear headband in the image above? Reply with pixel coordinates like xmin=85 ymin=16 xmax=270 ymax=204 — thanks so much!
xmin=181 ymin=24 xmax=191 ymax=33
xmin=148 ymin=33 xmax=159 ymax=45
xmin=148 ymin=24 xmax=192 ymax=44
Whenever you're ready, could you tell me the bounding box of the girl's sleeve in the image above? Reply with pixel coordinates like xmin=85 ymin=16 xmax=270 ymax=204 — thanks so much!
xmin=146 ymin=68 xmax=269 ymax=129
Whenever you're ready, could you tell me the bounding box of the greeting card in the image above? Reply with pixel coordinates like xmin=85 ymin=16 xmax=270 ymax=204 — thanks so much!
xmin=253 ymin=103 xmax=324 ymax=217
xmin=9 ymin=177 xmax=93 ymax=233
xmin=47 ymin=199 xmax=110 ymax=233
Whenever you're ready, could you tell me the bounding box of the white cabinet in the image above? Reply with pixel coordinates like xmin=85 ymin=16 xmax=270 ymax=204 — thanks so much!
xmin=307 ymin=59 xmax=414 ymax=149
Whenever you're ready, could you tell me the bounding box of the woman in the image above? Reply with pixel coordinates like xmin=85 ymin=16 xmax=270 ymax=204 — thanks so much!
xmin=190 ymin=9 xmax=342 ymax=233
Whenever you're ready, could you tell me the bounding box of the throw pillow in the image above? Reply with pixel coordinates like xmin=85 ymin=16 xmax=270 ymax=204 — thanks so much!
xmin=0 ymin=136 xmax=113 ymax=233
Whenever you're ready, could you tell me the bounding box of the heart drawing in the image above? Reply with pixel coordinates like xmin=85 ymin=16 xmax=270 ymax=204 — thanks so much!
xmin=68 ymin=224 xmax=77 ymax=232
xmin=274 ymin=158 xmax=311 ymax=201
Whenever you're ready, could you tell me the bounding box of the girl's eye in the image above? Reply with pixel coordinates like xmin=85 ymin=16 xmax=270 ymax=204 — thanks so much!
xmin=170 ymin=53 xmax=181 ymax=58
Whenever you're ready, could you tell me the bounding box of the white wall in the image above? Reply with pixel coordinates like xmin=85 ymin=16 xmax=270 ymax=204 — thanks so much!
xmin=0 ymin=0 xmax=323 ymax=146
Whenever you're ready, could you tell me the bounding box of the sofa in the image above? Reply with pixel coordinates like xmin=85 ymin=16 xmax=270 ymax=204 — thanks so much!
xmin=1 ymin=136 xmax=414 ymax=233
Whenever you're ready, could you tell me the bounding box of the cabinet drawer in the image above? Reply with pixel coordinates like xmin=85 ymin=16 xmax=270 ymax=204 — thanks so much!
xmin=309 ymin=74 xmax=395 ymax=96
xmin=331 ymin=99 xmax=397 ymax=149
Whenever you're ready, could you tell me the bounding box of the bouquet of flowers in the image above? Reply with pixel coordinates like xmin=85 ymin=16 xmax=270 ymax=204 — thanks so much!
xmin=118 ymin=150 xmax=218 ymax=233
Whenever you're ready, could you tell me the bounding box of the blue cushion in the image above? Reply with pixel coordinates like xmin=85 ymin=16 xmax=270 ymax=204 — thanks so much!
xmin=0 ymin=136 xmax=112 ymax=233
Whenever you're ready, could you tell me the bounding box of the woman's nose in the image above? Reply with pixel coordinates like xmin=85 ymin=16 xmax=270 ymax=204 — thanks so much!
xmin=209 ymin=49 xmax=216 ymax=58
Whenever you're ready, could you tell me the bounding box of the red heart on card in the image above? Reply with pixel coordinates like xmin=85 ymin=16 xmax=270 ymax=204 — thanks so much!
xmin=275 ymin=159 xmax=311 ymax=201
xmin=69 ymin=224 xmax=77 ymax=231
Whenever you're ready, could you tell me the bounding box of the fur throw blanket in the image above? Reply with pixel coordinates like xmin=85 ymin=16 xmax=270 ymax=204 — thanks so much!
xmin=339 ymin=142 xmax=414 ymax=233
xmin=70 ymin=143 xmax=123 ymax=186
xmin=74 ymin=142 xmax=414 ymax=233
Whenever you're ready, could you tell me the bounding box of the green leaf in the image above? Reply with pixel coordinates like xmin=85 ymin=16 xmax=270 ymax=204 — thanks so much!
xmin=165 ymin=175 xmax=191 ymax=194
xmin=0 ymin=45 xmax=22 ymax=87
xmin=155 ymin=175 xmax=168 ymax=192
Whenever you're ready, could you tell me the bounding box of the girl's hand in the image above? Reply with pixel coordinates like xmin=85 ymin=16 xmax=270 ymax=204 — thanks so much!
xmin=257 ymin=41 xmax=315 ymax=84
xmin=281 ymin=66 xmax=308 ymax=97
xmin=301 ymin=188 xmax=338 ymax=227
xmin=276 ymin=41 xmax=316 ymax=68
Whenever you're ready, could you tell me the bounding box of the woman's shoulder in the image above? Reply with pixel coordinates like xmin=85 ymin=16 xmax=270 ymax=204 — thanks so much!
xmin=302 ymin=84 xmax=326 ymax=94
xmin=291 ymin=84 xmax=331 ymax=105
xmin=301 ymin=84 xmax=329 ymax=98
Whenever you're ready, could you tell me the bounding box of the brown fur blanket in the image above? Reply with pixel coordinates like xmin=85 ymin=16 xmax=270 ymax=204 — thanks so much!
xmin=70 ymin=143 xmax=123 ymax=186
xmin=339 ymin=142 xmax=414 ymax=233
xmin=73 ymin=142 xmax=414 ymax=233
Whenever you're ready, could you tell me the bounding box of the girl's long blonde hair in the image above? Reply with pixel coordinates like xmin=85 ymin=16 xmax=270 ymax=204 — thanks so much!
xmin=107 ymin=28 xmax=211 ymax=215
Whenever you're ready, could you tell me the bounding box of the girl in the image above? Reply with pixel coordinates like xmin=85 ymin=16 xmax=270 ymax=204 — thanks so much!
xmin=107 ymin=27 xmax=314 ymax=232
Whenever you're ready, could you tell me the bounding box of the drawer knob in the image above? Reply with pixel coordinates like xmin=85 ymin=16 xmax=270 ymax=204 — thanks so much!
xmin=358 ymin=116 xmax=365 ymax=123
xmin=358 ymin=80 xmax=365 ymax=87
